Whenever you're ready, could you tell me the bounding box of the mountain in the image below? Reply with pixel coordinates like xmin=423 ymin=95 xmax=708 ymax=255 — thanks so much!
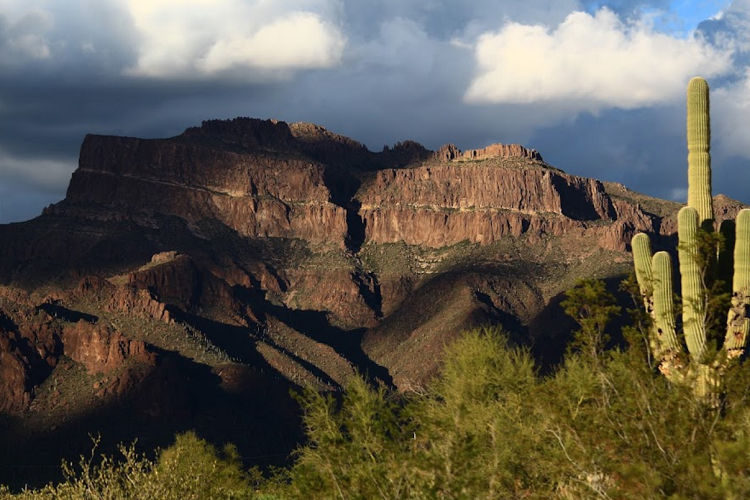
xmin=0 ymin=117 xmax=743 ymax=485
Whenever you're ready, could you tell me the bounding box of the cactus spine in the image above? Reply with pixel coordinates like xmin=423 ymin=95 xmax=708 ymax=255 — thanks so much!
xmin=630 ymin=77 xmax=750 ymax=396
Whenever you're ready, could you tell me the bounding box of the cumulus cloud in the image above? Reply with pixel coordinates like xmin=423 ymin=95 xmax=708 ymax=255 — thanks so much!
xmin=465 ymin=8 xmax=734 ymax=111
xmin=125 ymin=0 xmax=346 ymax=79
xmin=197 ymin=13 xmax=344 ymax=74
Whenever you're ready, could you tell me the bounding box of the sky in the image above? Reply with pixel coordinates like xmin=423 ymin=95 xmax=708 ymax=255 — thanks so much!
xmin=1 ymin=0 xmax=749 ymax=223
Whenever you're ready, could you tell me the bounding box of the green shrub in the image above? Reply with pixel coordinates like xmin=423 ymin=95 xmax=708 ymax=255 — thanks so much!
xmin=2 ymin=432 xmax=255 ymax=500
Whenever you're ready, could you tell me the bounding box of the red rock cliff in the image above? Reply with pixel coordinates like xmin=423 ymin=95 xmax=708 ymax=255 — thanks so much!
xmin=356 ymin=158 xmax=636 ymax=248
xmin=67 ymin=119 xmax=348 ymax=245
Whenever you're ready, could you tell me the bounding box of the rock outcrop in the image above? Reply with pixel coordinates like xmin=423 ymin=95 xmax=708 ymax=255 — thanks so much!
xmin=62 ymin=322 xmax=155 ymax=375
xmin=360 ymin=164 xmax=613 ymax=219
xmin=0 ymin=290 xmax=63 ymax=414
xmin=435 ymin=143 xmax=543 ymax=162
xmin=0 ymin=328 xmax=34 ymax=413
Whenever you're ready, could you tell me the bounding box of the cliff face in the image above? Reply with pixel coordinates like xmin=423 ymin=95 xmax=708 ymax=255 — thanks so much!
xmin=68 ymin=122 xmax=348 ymax=245
xmin=64 ymin=118 xmax=434 ymax=251
xmin=61 ymin=117 xmax=660 ymax=255
xmin=357 ymin=163 xmax=635 ymax=248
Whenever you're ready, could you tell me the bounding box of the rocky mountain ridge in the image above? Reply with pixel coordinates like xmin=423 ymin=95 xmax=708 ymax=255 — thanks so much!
xmin=55 ymin=117 xmax=659 ymax=253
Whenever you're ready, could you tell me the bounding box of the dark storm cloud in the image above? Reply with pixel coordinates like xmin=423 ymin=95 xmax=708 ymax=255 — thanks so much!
xmin=531 ymin=106 xmax=687 ymax=198
xmin=0 ymin=73 xmax=284 ymax=154
xmin=0 ymin=0 xmax=748 ymax=223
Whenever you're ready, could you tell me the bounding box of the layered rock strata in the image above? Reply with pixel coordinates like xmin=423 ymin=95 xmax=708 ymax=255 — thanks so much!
xmin=357 ymin=163 xmax=652 ymax=250
xmin=68 ymin=123 xmax=348 ymax=245
xmin=61 ymin=117 xmax=661 ymax=254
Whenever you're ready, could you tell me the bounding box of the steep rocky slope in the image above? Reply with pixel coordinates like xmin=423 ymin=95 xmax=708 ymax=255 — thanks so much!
xmin=0 ymin=117 xmax=742 ymax=485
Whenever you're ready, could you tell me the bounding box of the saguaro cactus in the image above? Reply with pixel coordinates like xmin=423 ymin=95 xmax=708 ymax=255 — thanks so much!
xmin=631 ymin=77 xmax=750 ymax=394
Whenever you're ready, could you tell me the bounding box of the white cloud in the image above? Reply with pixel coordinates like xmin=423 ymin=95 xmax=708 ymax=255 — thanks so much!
xmin=198 ymin=12 xmax=344 ymax=74
xmin=465 ymin=8 xmax=734 ymax=112
xmin=124 ymin=0 xmax=346 ymax=79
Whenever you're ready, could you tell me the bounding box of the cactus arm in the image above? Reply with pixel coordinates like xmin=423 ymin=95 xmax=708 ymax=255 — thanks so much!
xmin=725 ymin=209 xmax=750 ymax=352
xmin=652 ymin=251 xmax=680 ymax=360
xmin=678 ymin=206 xmax=707 ymax=363
xmin=632 ymin=233 xmax=654 ymax=302
xmin=631 ymin=233 xmax=663 ymax=358
xmin=686 ymin=77 xmax=713 ymax=228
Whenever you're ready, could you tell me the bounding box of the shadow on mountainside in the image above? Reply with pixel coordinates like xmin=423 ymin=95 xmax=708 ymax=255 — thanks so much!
xmin=176 ymin=311 xmax=344 ymax=390
xmin=322 ymin=166 xmax=367 ymax=254
xmin=266 ymin=304 xmax=394 ymax=389
xmin=231 ymin=284 xmax=393 ymax=389
xmin=0 ymin=348 xmax=301 ymax=492
xmin=529 ymin=274 xmax=635 ymax=373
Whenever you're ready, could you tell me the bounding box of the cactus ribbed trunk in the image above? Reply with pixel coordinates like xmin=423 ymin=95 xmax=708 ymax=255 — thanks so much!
xmin=687 ymin=77 xmax=713 ymax=229
xmin=651 ymin=251 xmax=679 ymax=359
xmin=632 ymin=233 xmax=664 ymax=360
xmin=678 ymin=206 xmax=707 ymax=363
